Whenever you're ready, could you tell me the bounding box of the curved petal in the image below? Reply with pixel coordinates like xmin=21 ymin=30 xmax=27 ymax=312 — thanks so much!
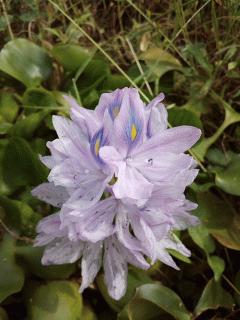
xmin=146 ymin=93 xmax=167 ymax=137
xmin=80 ymin=242 xmax=102 ymax=292
xmin=67 ymin=198 xmax=117 ymax=243
xmin=32 ymin=182 xmax=69 ymax=208
xmin=103 ymin=238 xmax=128 ymax=300
xmin=113 ymin=162 xmax=153 ymax=201
xmin=133 ymin=126 xmax=201 ymax=156
xmin=42 ymin=238 xmax=84 ymax=265
xmin=64 ymin=95 xmax=100 ymax=139
xmin=95 ymin=88 xmax=125 ymax=120
xmin=113 ymin=88 xmax=145 ymax=156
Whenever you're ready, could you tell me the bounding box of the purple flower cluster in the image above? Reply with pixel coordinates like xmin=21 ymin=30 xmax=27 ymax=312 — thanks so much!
xmin=32 ymin=88 xmax=201 ymax=300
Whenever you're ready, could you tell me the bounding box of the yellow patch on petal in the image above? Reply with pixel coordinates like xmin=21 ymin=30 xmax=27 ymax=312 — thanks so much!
xmin=131 ymin=124 xmax=137 ymax=141
xmin=95 ymin=138 xmax=100 ymax=155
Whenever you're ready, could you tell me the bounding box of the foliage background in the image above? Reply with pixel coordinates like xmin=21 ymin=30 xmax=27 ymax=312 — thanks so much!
xmin=0 ymin=0 xmax=240 ymax=319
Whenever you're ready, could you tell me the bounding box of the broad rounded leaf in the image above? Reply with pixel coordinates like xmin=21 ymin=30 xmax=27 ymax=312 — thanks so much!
xmin=0 ymin=195 xmax=41 ymax=236
xmin=2 ymin=137 xmax=48 ymax=191
xmin=52 ymin=44 xmax=91 ymax=72
xmin=195 ymin=192 xmax=240 ymax=250
xmin=188 ymin=225 xmax=215 ymax=254
xmin=195 ymin=278 xmax=234 ymax=316
xmin=215 ymin=158 xmax=240 ymax=196
xmin=168 ymin=107 xmax=202 ymax=129
xmin=0 ymin=92 xmax=19 ymax=123
xmin=23 ymin=88 xmax=57 ymax=114
xmin=0 ymin=236 xmax=25 ymax=302
xmin=9 ymin=110 xmax=49 ymax=139
xmin=0 ymin=38 xmax=52 ymax=87
xmin=128 ymin=283 xmax=191 ymax=320
xmin=26 ymin=281 xmax=83 ymax=320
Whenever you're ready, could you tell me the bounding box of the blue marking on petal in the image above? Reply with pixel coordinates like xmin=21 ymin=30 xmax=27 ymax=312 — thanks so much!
xmin=90 ymin=128 xmax=106 ymax=163
xmin=109 ymin=104 xmax=121 ymax=120
xmin=126 ymin=109 xmax=143 ymax=146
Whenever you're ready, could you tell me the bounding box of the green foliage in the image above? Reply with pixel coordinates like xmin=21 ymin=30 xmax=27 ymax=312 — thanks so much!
xmin=194 ymin=279 xmax=234 ymax=316
xmin=0 ymin=39 xmax=52 ymax=87
xmin=0 ymin=236 xmax=24 ymax=303
xmin=25 ymin=281 xmax=83 ymax=320
xmin=0 ymin=0 xmax=239 ymax=318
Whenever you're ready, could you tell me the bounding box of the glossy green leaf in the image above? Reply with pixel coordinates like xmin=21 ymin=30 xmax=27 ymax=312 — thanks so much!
xmin=0 ymin=92 xmax=19 ymax=123
xmin=215 ymin=157 xmax=240 ymax=196
xmin=207 ymin=256 xmax=225 ymax=281
xmin=0 ymin=122 xmax=12 ymax=135
xmin=26 ymin=281 xmax=83 ymax=320
xmin=16 ymin=246 xmax=75 ymax=280
xmin=0 ymin=236 xmax=25 ymax=302
xmin=102 ymin=74 xmax=130 ymax=91
xmin=0 ymin=195 xmax=41 ymax=236
xmin=23 ymin=88 xmax=57 ymax=113
xmin=0 ymin=39 xmax=52 ymax=87
xmin=192 ymin=93 xmax=240 ymax=161
xmin=168 ymin=107 xmax=202 ymax=129
xmin=195 ymin=192 xmax=240 ymax=250
xmin=188 ymin=225 xmax=215 ymax=254
xmin=2 ymin=137 xmax=48 ymax=191
xmin=52 ymin=44 xmax=91 ymax=72
xmin=77 ymin=59 xmax=110 ymax=94
xmin=9 ymin=110 xmax=49 ymax=139
xmin=195 ymin=279 xmax=234 ymax=316
xmin=128 ymin=283 xmax=191 ymax=320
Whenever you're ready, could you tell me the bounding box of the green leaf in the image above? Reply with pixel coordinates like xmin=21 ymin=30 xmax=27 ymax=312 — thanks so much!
xmin=0 ymin=92 xmax=19 ymax=123
xmin=0 ymin=39 xmax=52 ymax=87
xmin=0 ymin=122 xmax=12 ymax=135
xmin=195 ymin=279 xmax=234 ymax=316
xmin=102 ymin=74 xmax=130 ymax=91
xmin=215 ymin=156 xmax=240 ymax=196
xmin=0 ymin=195 xmax=41 ymax=236
xmin=140 ymin=47 xmax=182 ymax=79
xmin=195 ymin=192 xmax=240 ymax=250
xmin=9 ymin=110 xmax=49 ymax=139
xmin=128 ymin=283 xmax=191 ymax=320
xmin=2 ymin=137 xmax=48 ymax=191
xmin=0 ymin=236 xmax=25 ymax=302
xmin=97 ymin=269 xmax=152 ymax=312
xmin=207 ymin=256 xmax=225 ymax=281
xmin=192 ymin=93 xmax=240 ymax=161
xmin=188 ymin=225 xmax=215 ymax=254
xmin=80 ymin=305 xmax=97 ymax=320
xmin=16 ymin=246 xmax=75 ymax=280
xmin=26 ymin=281 xmax=83 ymax=320
xmin=23 ymin=88 xmax=57 ymax=113
xmin=52 ymin=44 xmax=91 ymax=72
xmin=168 ymin=107 xmax=202 ymax=129
xmin=77 ymin=59 xmax=110 ymax=94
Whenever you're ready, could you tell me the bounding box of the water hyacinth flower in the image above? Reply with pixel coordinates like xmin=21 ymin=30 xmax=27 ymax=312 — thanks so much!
xmin=32 ymin=87 xmax=201 ymax=300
